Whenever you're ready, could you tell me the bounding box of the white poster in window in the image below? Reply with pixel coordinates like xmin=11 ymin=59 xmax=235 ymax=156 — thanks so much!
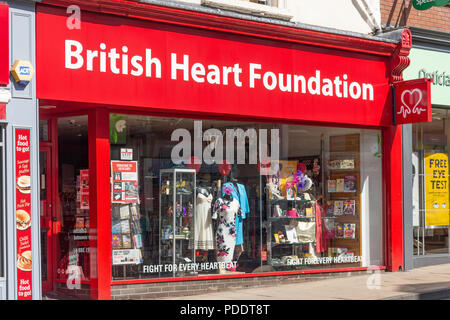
xmin=112 ymin=249 xmax=142 ymax=265
xmin=412 ymin=152 xmax=420 ymax=227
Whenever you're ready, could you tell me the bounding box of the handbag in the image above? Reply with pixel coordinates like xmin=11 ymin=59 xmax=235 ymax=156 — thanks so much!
xmin=296 ymin=221 xmax=316 ymax=243
xmin=286 ymin=208 xmax=298 ymax=218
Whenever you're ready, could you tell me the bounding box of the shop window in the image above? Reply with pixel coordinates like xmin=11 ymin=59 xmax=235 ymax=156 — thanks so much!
xmin=0 ymin=127 xmax=3 ymax=278
xmin=110 ymin=114 xmax=383 ymax=280
xmin=248 ymin=0 xmax=278 ymax=7
xmin=412 ymin=108 xmax=450 ymax=256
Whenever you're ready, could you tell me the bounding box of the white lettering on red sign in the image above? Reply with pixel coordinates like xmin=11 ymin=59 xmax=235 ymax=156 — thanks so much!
xmin=65 ymin=40 xmax=374 ymax=101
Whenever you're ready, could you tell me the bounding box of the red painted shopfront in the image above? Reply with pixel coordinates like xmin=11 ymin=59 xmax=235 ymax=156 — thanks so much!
xmin=36 ymin=1 xmax=409 ymax=300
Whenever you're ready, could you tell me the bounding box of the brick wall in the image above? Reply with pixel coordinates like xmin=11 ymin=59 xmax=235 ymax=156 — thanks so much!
xmin=381 ymin=0 xmax=450 ymax=32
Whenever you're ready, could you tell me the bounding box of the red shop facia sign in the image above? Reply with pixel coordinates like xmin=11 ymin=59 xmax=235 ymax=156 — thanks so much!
xmin=15 ymin=128 xmax=32 ymax=300
xmin=0 ymin=3 xmax=9 ymax=86
xmin=36 ymin=5 xmax=393 ymax=127
xmin=393 ymin=78 xmax=432 ymax=125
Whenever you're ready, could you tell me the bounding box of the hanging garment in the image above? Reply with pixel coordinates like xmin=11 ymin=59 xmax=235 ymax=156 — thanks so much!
xmin=315 ymin=201 xmax=328 ymax=253
xmin=222 ymin=182 xmax=249 ymax=246
xmin=190 ymin=192 xmax=215 ymax=250
xmin=212 ymin=197 xmax=241 ymax=265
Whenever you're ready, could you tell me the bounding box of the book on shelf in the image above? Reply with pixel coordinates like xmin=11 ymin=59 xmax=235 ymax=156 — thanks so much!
xmin=336 ymin=178 xmax=345 ymax=192
xmin=120 ymin=219 xmax=131 ymax=233
xmin=328 ymin=180 xmax=336 ymax=193
xmin=120 ymin=205 xmax=130 ymax=219
xmin=122 ymin=234 xmax=132 ymax=249
xmin=340 ymin=159 xmax=355 ymax=169
xmin=344 ymin=223 xmax=356 ymax=239
xmin=326 ymin=201 xmax=334 ymax=215
xmin=333 ymin=201 xmax=344 ymax=216
xmin=343 ymin=200 xmax=356 ymax=215
xmin=328 ymin=160 xmax=341 ymax=169
xmin=112 ymin=234 xmax=122 ymax=249
xmin=305 ymin=207 xmax=314 ymax=218
xmin=111 ymin=220 xmax=121 ymax=234
xmin=335 ymin=223 xmax=344 ymax=238
xmin=132 ymin=234 xmax=143 ymax=249
xmin=344 ymin=175 xmax=357 ymax=192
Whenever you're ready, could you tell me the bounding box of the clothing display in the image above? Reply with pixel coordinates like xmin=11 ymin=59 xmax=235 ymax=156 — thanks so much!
xmin=212 ymin=196 xmax=241 ymax=265
xmin=222 ymin=182 xmax=249 ymax=246
xmin=192 ymin=191 xmax=215 ymax=250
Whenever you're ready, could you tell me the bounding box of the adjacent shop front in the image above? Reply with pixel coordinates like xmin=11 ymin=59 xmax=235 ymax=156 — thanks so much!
xmin=36 ymin=1 xmax=408 ymax=300
xmin=402 ymin=29 xmax=450 ymax=269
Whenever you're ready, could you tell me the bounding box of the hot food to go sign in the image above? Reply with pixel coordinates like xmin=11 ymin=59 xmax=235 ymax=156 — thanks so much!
xmin=15 ymin=128 xmax=32 ymax=300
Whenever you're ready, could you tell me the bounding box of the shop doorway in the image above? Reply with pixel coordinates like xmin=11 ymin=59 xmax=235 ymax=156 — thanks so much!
xmin=39 ymin=115 xmax=91 ymax=299
xmin=39 ymin=146 xmax=53 ymax=292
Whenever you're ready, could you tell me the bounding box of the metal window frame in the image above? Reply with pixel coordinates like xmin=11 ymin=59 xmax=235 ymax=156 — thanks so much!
xmin=0 ymin=126 xmax=5 ymax=280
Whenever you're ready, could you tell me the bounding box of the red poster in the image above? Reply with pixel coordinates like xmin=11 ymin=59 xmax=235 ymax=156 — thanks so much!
xmin=15 ymin=128 xmax=32 ymax=300
xmin=79 ymin=169 xmax=89 ymax=210
xmin=394 ymin=78 xmax=432 ymax=125
xmin=111 ymin=161 xmax=138 ymax=204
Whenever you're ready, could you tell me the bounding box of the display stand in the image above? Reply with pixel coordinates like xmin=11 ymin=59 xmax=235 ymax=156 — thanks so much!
xmin=325 ymin=134 xmax=361 ymax=264
xmin=159 ymin=168 xmax=196 ymax=277
xmin=266 ymin=197 xmax=316 ymax=268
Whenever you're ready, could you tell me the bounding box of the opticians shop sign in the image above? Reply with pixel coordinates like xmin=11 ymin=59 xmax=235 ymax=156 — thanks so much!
xmin=403 ymin=48 xmax=450 ymax=106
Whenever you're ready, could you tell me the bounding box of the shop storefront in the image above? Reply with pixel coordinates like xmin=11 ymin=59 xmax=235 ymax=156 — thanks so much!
xmin=402 ymin=28 xmax=450 ymax=269
xmin=36 ymin=1 xmax=408 ymax=300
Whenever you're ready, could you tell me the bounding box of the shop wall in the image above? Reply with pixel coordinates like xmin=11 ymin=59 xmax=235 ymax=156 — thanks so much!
xmin=145 ymin=0 xmax=380 ymax=34
xmin=381 ymin=0 xmax=450 ymax=32
xmin=4 ymin=0 xmax=40 ymax=300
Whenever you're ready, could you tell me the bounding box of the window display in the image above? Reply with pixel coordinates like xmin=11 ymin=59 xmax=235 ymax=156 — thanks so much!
xmin=110 ymin=114 xmax=383 ymax=280
xmin=412 ymin=108 xmax=450 ymax=256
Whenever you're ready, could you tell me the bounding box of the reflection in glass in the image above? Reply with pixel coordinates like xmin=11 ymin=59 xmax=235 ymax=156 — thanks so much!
xmin=110 ymin=114 xmax=384 ymax=280
xmin=412 ymin=108 xmax=450 ymax=255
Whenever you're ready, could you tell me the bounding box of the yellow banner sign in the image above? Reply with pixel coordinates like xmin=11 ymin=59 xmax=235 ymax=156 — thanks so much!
xmin=425 ymin=152 xmax=450 ymax=227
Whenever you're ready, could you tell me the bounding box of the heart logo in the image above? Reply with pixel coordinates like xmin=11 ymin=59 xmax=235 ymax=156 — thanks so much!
xmin=398 ymin=88 xmax=426 ymax=118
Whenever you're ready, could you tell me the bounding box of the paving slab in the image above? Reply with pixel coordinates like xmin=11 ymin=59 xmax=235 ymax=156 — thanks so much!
xmin=161 ymin=263 xmax=450 ymax=300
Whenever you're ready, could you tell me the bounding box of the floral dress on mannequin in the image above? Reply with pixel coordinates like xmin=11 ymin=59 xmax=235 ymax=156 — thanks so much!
xmin=212 ymin=188 xmax=241 ymax=270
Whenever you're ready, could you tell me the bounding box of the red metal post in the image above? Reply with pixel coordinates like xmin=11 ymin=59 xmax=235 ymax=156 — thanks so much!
xmin=88 ymin=108 xmax=111 ymax=300
xmin=383 ymin=124 xmax=404 ymax=271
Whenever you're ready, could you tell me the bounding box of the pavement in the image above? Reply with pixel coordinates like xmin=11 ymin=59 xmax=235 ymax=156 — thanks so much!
xmin=162 ymin=263 xmax=450 ymax=300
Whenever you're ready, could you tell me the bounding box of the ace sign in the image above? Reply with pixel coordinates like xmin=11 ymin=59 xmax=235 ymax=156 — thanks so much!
xmin=393 ymin=78 xmax=432 ymax=125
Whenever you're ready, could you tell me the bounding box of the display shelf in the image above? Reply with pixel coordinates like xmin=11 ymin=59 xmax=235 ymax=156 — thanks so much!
xmin=268 ymin=216 xmax=315 ymax=221
xmin=325 ymin=134 xmax=362 ymax=265
xmin=268 ymin=198 xmax=316 ymax=202
xmin=159 ymin=168 xmax=196 ymax=277
xmin=271 ymin=241 xmax=315 ymax=246
xmin=266 ymin=191 xmax=316 ymax=268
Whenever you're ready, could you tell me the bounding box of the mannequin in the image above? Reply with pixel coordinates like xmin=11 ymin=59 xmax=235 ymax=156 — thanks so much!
xmin=190 ymin=175 xmax=215 ymax=251
xmin=212 ymin=186 xmax=241 ymax=271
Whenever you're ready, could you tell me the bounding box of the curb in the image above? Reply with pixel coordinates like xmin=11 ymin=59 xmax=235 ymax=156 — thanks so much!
xmin=382 ymin=287 xmax=450 ymax=300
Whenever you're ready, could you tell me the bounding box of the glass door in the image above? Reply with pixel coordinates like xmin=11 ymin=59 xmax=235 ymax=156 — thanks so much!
xmin=39 ymin=146 xmax=53 ymax=292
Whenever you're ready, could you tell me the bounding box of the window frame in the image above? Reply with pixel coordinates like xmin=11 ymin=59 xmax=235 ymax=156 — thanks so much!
xmin=0 ymin=126 xmax=5 ymax=280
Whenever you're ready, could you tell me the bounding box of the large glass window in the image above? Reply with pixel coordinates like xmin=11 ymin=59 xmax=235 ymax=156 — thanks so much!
xmin=110 ymin=114 xmax=384 ymax=280
xmin=412 ymin=108 xmax=450 ymax=256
